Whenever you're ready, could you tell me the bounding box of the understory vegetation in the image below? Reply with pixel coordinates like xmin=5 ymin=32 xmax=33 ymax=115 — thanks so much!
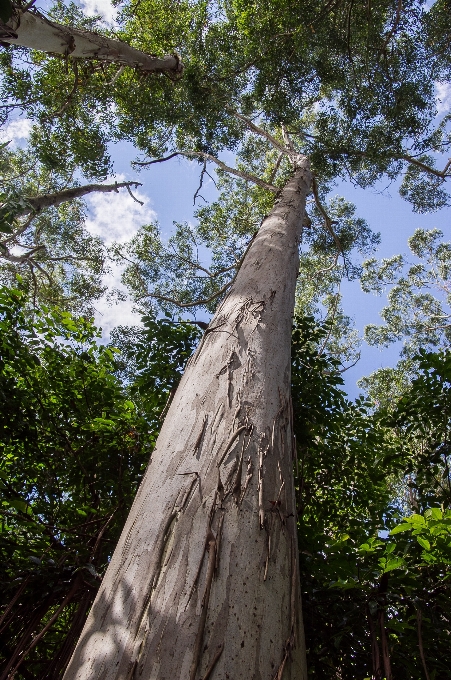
xmin=1 ymin=282 xmax=450 ymax=679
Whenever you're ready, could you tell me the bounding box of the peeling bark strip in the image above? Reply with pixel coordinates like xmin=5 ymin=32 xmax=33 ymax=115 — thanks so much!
xmin=63 ymin=157 xmax=311 ymax=680
xmin=2 ymin=10 xmax=182 ymax=75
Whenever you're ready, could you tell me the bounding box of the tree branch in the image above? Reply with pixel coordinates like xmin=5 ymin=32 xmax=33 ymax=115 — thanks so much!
xmin=231 ymin=111 xmax=289 ymax=155
xmin=281 ymin=124 xmax=295 ymax=155
xmin=140 ymin=233 xmax=257 ymax=309
xmin=400 ymin=154 xmax=451 ymax=179
xmin=381 ymin=0 xmax=403 ymax=51
xmin=3 ymin=9 xmax=183 ymax=76
xmin=17 ymin=181 xmax=143 ymax=216
xmin=142 ymin=279 xmax=234 ymax=309
xmin=133 ymin=152 xmax=180 ymax=166
xmin=268 ymin=152 xmax=284 ymax=184
xmin=311 ymin=174 xmax=344 ymax=257
xmin=339 ymin=352 xmax=361 ymax=373
xmin=134 ymin=151 xmax=279 ymax=193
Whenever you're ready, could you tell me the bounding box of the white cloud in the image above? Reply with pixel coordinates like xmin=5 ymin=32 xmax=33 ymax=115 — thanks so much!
xmin=80 ymin=0 xmax=117 ymax=25
xmin=85 ymin=178 xmax=156 ymax=245
xmin=85 ymin=176 xmax=156 ymax=336
xmin=435 ymin=82 xmax=451 ymax=115
xmin=94 ymin=266 xmax=142 ymax=337
xmin=0 ymin=118 xmax=33 ymax=147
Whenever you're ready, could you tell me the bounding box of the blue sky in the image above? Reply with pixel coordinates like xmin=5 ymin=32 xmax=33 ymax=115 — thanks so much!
xmin=3 ymin=0 xmax=450 ymax=398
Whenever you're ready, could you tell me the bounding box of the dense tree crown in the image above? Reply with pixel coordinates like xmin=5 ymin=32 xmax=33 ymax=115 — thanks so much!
xmin=0 ymin=0 xmax=450 ymax=679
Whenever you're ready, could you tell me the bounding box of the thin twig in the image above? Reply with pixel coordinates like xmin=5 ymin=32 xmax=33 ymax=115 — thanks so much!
xmin=194 ymin=160 xmax=207 ymax=204
xmin=109 ymin=65 xmax=125 ymax=85
xmin=142 ymin=278 xmax=234 ymax=309
xmin=141 ymin=231 xmax=257 ymax=309
xmin=268 ymin=152 xmax=284 ymax=184
xmin=125 ymin=183 xmax=144 ymax=205
xmin=133 ymin=152 xmax=180 ymax=166
xmin=338 ymin=352 xmax=361 ymax=373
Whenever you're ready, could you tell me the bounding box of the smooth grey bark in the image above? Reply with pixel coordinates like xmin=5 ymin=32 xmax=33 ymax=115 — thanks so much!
xmin=1 ymin=9 xmax=182 ymax=74
xmin=17 ymin=181 xmax=142 ymax=216
xmin=64 ymin=156 xmax=312 ymax=680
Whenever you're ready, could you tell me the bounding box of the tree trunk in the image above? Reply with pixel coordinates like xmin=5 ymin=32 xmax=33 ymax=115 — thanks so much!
xmin=1 ymin=9 xmax=182 ymax=75
xmin=63 ymin=156 xmax=311 ymax=680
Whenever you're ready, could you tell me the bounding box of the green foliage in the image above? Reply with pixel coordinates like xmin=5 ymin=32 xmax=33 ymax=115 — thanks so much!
xmin=112 ymin=220 xmax=236 ymax=315
xmin=110 ymin=315 xmax=202 ymax=426
xmin=2 ymin=292 xmax=451 ymax=679
xmin=116 ymin=136 xmax=378 ymax=368
xmin=425 ymin=0 xmax=451 ymax=81
xmin=296 ymin=328 xmax=451 ymax=679
xmin=0 ymin=187 xmax=33 ymax=234
xmin=0 ymin=285 xmax=154 ymax=678
xmin=1 ymin=0 xmax=447 ymax=217
xmin=391 ymin=348 xmax=451 ymax=511
xmin=400 ymin=153 xmax=451 ymax=212
xmin=362 ymin=228 xmax=451 ymax=356
xmin=360 ymin=228 xmax=451 ymax=403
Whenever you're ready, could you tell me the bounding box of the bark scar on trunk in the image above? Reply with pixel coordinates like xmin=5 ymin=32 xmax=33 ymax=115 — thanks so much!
xmin=272 ymin=537 xmax=298 ymax=680
xmin=200 ymin=642 xmax=224 ymax=680
xmin=189 ymin=530 xmax=217 ymax=680
xmin=238 ymin=455 xmax=253 ymax=506
xmin=193 ymin=415 xmax=208 ymax=457
xmin=216 ymin=425 xmax=249 ymax=468
xmin=258 ymin=433 xmax=270 ymax=528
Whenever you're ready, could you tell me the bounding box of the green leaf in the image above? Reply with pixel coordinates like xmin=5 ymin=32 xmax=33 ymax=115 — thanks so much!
xmin=390 ymin=523 xmax=413 ymax=535
xmin=8 ymin=498 xmax=31 ymax=514
xmin=408 ymin=513 xmax=426 ymax=525
xmin=382 ymin=557 xmax=405 ymax=572
xmin=426 ymin=507 xmax=443 ymax=520
xmin=416 ymin=536 xmax=431 ymax=551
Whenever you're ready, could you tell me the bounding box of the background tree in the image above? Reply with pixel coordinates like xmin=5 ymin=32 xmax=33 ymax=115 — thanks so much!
xmin=289 ymin=318 xmax=451 ymax=680
xmin=0 ymin=139 xmax=145 ymax=313
xmin=359 ymin=228 xmax=451 ymax=405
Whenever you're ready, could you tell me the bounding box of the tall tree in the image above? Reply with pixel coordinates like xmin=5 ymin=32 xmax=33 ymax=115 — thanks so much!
xmin=2 ymin=1 xmax=450 ymax=678
xmin=64 ymin=10 xmax=448 ymax=680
